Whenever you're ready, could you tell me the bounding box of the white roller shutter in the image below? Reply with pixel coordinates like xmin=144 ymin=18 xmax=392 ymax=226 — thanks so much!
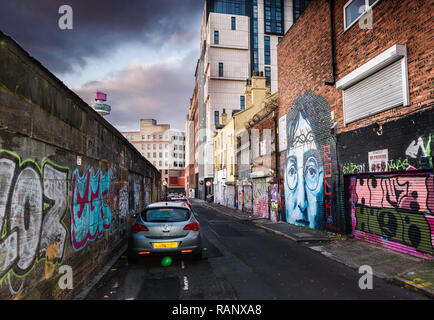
xmin=343 ymin=59 xmax=404 ymax=125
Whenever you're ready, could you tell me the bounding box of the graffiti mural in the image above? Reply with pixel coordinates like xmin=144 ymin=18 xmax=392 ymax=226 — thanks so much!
xmin=0 ymin=150 xmax=68 ymax=285
xmin=71 ymin=167 xmax=112 ymax=251
xmin=269 ymin=184 xmax=279 ymax=222
xmin=243 ymin=184 xmax=253 ymax=213
xmin=226 ymin=186 xmax=235 ymax=209
xmin=253 ymin=180 xmax=269 ymax=218
xmin=284 ymin=93 xmax=337 ymax=230
xmin=350 ymin=173 xmax=434 ymax=257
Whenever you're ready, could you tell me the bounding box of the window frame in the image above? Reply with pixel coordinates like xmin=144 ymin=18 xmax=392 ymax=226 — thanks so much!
xmin=343 ymin=0 xmax=381 ymax=31
xmin=214 ymin=30 xmax=219 ymax=44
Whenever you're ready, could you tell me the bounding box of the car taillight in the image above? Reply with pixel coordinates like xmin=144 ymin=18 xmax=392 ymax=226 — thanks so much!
xmin=132 ymin=224 xmax=148 ymax=233
xmin=183 ymin=222 xmax=200 ymax=231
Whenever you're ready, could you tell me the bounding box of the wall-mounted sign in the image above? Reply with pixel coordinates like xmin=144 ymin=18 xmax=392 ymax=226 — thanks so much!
xmin=368 ymin=149 xmax=388 ymax=172
xmin=206 ymin=181 xmax=212 ymax=187
xmin=278 ymin=115 xmax=287 ymax=151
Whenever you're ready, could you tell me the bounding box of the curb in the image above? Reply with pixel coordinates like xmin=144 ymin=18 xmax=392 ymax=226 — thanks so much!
xmin=254 ymin=223 xmax=335 ymax=243
xmin=392 ymin=276 xmax=434 ymax=299
xmin=391 ymin=265 xmax=434 ymax=299
xmin=73 ymin=244 xmax=127 ymax=300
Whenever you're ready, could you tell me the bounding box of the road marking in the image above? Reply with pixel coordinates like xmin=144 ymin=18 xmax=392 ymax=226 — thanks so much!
xmin=181 ymin=260 xmax=185 ymax=269
xmin=183 ymin=276 xmax=189 ymax=291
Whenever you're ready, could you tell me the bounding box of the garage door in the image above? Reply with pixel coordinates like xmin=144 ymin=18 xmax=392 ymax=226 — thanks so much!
xmin=350 ymin=172 xmax=434 ymax=258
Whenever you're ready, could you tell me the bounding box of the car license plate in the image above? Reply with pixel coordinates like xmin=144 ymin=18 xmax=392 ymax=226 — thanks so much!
xmin=153 ymin=242 xmax=178 ymax=249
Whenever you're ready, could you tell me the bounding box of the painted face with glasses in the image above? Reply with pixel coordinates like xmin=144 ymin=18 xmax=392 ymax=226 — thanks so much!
xmin=285 ymin=114 xmax=323 ymax=229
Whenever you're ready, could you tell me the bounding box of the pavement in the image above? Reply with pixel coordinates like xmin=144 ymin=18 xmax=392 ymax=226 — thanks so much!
xmin=193 ymin=198 xmax=434 ymax=299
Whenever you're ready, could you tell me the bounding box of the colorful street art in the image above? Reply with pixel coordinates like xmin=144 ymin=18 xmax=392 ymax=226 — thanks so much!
xmin=253 ymin=180 xmax=269 ymax=219
xmin=243 ymin=184 xmax=253 ymax=213
xmin=71 ymin=167 xmax=112 ymax=251
xmin=350 ymin=173 xmax=434 ymax=257
xmin=226 ymin=186 xmax=235 ymax=209
xmin=284 ymin=93 xmax=335 ymax=230
xmin=0 ymin=150 xmax=68 ymax=286
xmin=269 ymin=184 xmax=279 ymax=222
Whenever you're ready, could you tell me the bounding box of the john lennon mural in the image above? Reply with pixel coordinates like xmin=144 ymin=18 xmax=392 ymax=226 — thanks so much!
xmin=284 ymin=92 xmax=334 ymax=230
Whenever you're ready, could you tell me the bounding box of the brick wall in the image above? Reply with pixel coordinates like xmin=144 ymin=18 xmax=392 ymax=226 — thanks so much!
xmin=0 ymin=31 xmax=161 ymax=299
xmin=333 ymin=0 xmax=434 ymax=132
xmin=277 ymin=0 xmax=344 ymax=232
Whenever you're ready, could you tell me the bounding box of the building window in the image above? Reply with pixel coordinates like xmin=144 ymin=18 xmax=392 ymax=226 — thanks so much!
xmin=215 ymin=111 xmax=219 ymax=125
xmin=165 ymin=152 xmax=168 ymax=158
xmin=265 ymin=67 xmax=271 ymax=86
xmin=159 ymin=152 xmax=163 ymax=158
xmin=165 ymin=144 xmax=168 ymax=149
xmin=264 ymin=36 xmax=271 ymax=65
xmin=278 ymin=37 xmax=283 ymax=43
xmin=153 ymin=144 xmax=156 ymax=149
xmin=214 ymin=30 xmax=219 ymax=44
xmin=141 ymin=144 xmax=145 ymax=150
xmin=294 ymin=0 xmax=311 ymax=21
xmin=240 ymin=96 xmax=245 ymax=110
xmin=209 ymin=0 xmax=247 ymax=15
xmin=159 ymin=144 xmax=162 ymax=149
xmin=264 ymin=0 xmax=283 ymax=34
xmin=219 ymin=63 xmax=224 ymax=77
xmin=141 ymin=135 xmax=145 ymax=140
xmin=147 ymin=153 xmax=151 ymax=158
xmin=344 ymin=0 xmax=380 ymax=30
xmin=131 ymin=136 xmax=134 ymax=140
xmin=174 ymin=161 xmax=178 ymax=167
xmin=153 ymin=161 xmax=156 ymax=166
xmin=147 ymin=144 xmax=151 ymax=150
xmin=153 ymin=152 xmax=157 ymax=158
xmin=159 ymin=135 xmax=163 ymax=139
xmin=231 ymin=16 xmax=236 ymax=30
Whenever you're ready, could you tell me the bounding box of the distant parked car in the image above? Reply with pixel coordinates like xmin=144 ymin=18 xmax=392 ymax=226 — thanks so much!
xmin=167 ymin=196 xmax=193 ymax=211
xmin=128 ymin=201 xmax=202 ymax=263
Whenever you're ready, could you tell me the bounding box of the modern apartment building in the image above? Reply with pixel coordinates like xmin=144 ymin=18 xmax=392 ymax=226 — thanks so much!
xmin=193 ymin=0 xmax=310 ymax=199
xmin=122 ymin=119 xmax=186 ymax=194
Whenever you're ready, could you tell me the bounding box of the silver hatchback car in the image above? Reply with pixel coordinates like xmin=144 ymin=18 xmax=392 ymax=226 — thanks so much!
xmin=128 ymin=201 xmax=202 ymax=263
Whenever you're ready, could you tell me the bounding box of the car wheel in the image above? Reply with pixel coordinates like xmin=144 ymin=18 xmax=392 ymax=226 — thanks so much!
xmin=192 ymin=249 xmax=203 ymax=261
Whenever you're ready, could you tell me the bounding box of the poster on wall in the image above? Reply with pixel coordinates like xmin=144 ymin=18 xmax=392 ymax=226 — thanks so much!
xmin=278 ymin=115 xmax=287 ymax=151
xmin=368 ymin=149 xmax=388 ymax=172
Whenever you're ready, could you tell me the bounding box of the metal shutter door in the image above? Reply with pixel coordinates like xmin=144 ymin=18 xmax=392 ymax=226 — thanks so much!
xmin=343 ymin=59 xmax=403 ymax=125
xmin=352 ymin=173 xmax=434 ymax=257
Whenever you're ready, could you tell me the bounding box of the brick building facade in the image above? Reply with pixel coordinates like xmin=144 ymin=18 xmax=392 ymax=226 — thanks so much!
xmin=277 ymin=0 xmax=433 ymax=257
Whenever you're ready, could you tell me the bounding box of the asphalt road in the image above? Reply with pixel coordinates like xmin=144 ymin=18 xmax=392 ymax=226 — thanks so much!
xmin=84 ymin=200 xmax=428 ymax=300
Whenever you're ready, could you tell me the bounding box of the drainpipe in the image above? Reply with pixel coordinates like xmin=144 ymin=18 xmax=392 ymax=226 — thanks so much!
xmin=325 ymin=0 xmax=336 ymax=86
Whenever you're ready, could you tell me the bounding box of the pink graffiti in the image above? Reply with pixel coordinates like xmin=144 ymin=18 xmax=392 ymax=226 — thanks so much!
xmin=355 ymin=175 xmax=434 ymax=214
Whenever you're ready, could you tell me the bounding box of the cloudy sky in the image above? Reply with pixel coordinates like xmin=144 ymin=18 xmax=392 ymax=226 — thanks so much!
xmin=0 ymin=0 xmax=203 ymax=131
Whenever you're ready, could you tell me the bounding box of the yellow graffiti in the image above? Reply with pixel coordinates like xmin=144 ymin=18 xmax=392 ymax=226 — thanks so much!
xmin=44 ymin=242 xmax=61 ymax=280
xmin=405 ymin=278 xmax=433 ymax=288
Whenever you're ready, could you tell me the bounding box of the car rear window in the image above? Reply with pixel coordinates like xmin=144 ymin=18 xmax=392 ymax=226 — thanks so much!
xmin=142 ymin=208 xmax=190 ymax=222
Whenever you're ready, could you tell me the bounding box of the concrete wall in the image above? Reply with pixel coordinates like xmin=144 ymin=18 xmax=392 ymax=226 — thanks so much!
xmin=0 ymin=31 xmax=161 ymax=299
